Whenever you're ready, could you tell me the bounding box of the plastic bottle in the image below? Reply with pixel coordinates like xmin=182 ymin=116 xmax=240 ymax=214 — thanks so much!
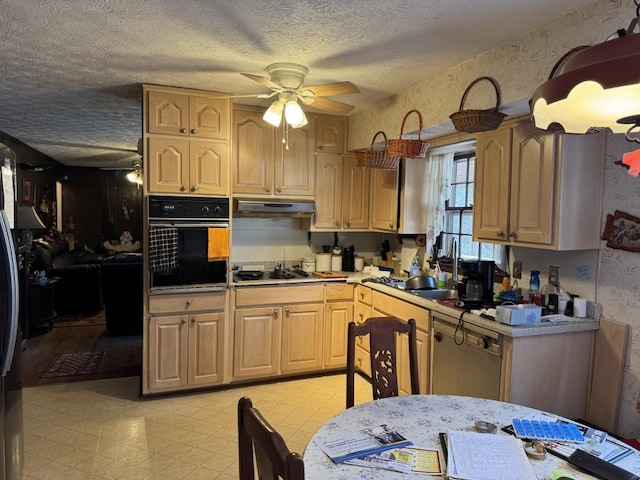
xmin=502 ymin=273 xmax=510 ymax=292
xmin=410 ymin=256 xmax=420 ymax=277
xmin=529 ymin=270 xmax=540 ymax=294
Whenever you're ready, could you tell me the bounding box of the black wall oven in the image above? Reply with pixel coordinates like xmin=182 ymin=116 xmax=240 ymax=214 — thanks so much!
xmin=148 ymin=196 xmax=229 ymax=292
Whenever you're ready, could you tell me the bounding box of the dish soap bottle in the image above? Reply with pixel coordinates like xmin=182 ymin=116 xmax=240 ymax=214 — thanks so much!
xmin=410 ymin=256 xmax=420 ymax=277
xmin=529 ymin=270 xmax=540 ymax=295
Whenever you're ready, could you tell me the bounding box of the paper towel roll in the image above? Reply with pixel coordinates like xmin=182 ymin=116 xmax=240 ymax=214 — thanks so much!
xmin=573 ymin=297 xmax=587 ymax=317
xmin=316 ymin=253 xmax=331 ymax=272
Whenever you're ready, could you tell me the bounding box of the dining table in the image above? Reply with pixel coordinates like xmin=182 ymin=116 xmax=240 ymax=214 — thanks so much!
xmin=303 ymin=395 xmax=640 ymax=479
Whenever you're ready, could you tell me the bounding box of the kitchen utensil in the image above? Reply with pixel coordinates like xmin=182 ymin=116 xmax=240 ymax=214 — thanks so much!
xmin=312 ymin=271 xmax=349 ymax=278
xmin=237 ymin=270 xmax=264 ymax=280
xmin=405 ymin=275 xmax=438 ymax=290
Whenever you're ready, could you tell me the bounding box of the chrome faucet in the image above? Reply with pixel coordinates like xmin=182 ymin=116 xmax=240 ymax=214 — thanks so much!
xmin=452 ymin=239 xmax=459 ymax=283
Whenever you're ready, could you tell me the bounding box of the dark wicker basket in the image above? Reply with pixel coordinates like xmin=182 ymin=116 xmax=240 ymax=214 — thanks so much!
xmin=355 ymin=131 xmax=401 ymax=169
xmin=387 ymin=110 xmax=430 ymax=158
xmin=449 ymin=77 xmax=507 ymax=133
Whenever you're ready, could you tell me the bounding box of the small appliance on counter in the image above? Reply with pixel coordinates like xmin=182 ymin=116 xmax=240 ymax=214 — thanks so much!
xmin=341 ymin=245 xmax=355 ymax=272
xmin=455 ymin=260 xmax=495 ymax=309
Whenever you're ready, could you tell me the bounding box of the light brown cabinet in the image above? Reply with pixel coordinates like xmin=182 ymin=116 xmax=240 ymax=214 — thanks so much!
xmin=474 ymin=120 xmax=605 ymax=250
xmin=147 ymin=137 xmax=229 ymax=195
xmin=147 ymin=90 xmax=229 ymax=140
xmin=232 ymin=106 xmax=314 ymax=197
xmin=143 ymin=85 xmax=231 ymax=196
xmin=145 ymin=291 xmax=226 ymax=394
xmin=354 ymin=285 xmax=373 ymax=376
xmin=233 ymin=306 xmax=282 ymax=379
xmin=342 ymin=154 xmax=370 ymax=229
xmin=281 ymin=303 xmax=324 ymax=373
xmin=315 ymin=116 xmax=346 ymax=154
xmin=324 ymin=301 xmax=353 ymax=367
xmin=369 ymin=168 xmax=399 ymax=232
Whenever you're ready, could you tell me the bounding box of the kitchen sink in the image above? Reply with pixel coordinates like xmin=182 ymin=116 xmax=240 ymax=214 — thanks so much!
xmin=405 ymin=288 xmax=459 ymax=301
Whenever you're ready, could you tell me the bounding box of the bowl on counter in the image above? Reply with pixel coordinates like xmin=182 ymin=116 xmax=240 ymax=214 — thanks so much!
xmin=405 ymin=275 xmax=438 ymax=290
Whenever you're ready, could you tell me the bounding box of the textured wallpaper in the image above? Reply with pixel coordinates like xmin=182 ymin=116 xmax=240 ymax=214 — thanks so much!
xmin=350 ymin=0 xmax=640 ymax=436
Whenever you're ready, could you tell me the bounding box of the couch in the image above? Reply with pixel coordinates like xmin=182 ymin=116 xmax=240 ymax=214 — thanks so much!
xmin=33 ymin=237 xmax=105 ymax=316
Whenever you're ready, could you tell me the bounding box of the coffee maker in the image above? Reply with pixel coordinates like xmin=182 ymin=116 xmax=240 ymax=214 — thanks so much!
xmin=456 ymin=260 xmax=495 ymax=308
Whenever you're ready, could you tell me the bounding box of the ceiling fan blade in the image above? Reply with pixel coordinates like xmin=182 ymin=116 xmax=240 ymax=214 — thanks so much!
xmin=216 ymin=91 xmax=278 ymax=99
xmin=301 ymin=81 xmax=360 ymax=97
xmin=304 ymin=97 xmax=355 ymax=114
xmin=241 ymin=72 xmax=283 ymax=90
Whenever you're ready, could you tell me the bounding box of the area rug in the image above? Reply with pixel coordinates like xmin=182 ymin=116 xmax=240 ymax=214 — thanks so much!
xmin=41 ymin=351 xmax=104 ymax=378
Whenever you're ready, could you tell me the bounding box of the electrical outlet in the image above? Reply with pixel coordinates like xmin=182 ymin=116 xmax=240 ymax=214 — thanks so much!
xmin=513 ymin=260 xmax=522 ymax=279
xmin=548 ymin=266 xmax=559 ymax=286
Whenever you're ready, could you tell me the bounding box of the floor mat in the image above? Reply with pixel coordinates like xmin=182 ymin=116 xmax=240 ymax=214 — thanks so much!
xmin=41 ymin=352 xmax=104 ymax=378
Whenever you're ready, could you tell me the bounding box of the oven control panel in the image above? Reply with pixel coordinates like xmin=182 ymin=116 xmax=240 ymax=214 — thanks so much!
xmin=148 ymin=196 xmax=229 ymax=220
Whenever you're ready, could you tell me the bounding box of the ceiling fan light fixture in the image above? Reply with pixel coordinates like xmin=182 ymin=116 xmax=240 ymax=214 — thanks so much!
xmin=530 ymin=23 xmax=640 ymax=134
xmin=284 ymin=100 xmax=307 ymax=128
xmin=263 ymin=100 xmax=284 ymax=127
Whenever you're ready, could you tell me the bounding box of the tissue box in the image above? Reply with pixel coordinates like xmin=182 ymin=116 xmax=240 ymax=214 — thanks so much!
xmin=495 ymin=305 xmax=542 ymax=325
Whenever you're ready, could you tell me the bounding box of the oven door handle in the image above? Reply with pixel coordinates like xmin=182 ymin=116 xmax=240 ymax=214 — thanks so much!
xmin=149 ymin=222 xmax=229 ymax=228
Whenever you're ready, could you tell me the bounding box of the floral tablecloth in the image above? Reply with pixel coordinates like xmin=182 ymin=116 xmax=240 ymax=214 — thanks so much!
xmin=303 ymin=395 xmax=640 ymax=479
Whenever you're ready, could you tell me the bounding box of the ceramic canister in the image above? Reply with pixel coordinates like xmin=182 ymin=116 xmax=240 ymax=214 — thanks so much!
xmin=331 ymin=254 xmax=342 ymax=271
xmin=316 ymin=253 xmax=331 ymax=272
xmin=301 ymin=257 xmax=316 ymax=273
xmin=354 ymin=255 xmax=364 ymax=272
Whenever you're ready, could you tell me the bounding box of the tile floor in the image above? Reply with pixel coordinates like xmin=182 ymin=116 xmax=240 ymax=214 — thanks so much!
xmin=22 ymin=374 xmax=373 ymax=479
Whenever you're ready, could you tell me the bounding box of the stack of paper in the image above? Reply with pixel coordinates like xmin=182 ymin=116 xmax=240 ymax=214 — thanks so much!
xmin=446 ymin=431 xmax=536 ymax=480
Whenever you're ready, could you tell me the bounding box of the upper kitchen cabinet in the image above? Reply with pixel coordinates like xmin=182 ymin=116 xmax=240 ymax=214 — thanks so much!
xmin=370 ymin=167 xmax=399 ymax=232
xmin=232 ymin=106 xmax=314 ymax=197
xmin=143 ymin=85 xmax=231 ymax=196
xmin=315 ymin=116 xmax=346 ymax=154
xmin=474 ymin=119 xmax=605 ymax=250
xmin=147 ymin=90 xmax=229 ymax=140
xmin=342 ymin=154 xmax=370 ymax=229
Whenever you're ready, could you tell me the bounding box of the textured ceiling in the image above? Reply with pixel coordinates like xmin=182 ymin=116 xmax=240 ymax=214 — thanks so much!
xmin=0 ymin=0 xmax=596 ymax=168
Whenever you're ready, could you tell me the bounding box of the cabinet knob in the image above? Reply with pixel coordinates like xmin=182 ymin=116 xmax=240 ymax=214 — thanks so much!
xmin=285 ymin=307 xmax=290 ymax=316
xmin=389 ymin=224 xmax=394 ymax=229
xmin=335 ymin=221 xmax=340 ymax=227
xmin=266 ymin=187 xmax=271 ymax=193
xmin=185 ymin=300 xmax=192 ymax=308
xmin=273 ymin=310 xmax=278 ymax=318
xmin=509 ymin=231 xmax=518 ymax=239
xmin=190 ymin=129 xmax=197 ymax=134
xmin=434 ymin=332 xmax=443 ymax=342
xmin=181 ymin=318 xmax=186 ymax=325
xmin=191 ymin=318 xmax=196 ymax=324
xmin=360 ymin=292 xmax=364 ymax=299
xmin=497 ymin=231 xmax=506 ymax=238
xmin=477 ymin=336 xmax=492 ymax=349
xmin=319 ymin=145 xmax=325 ymax=151
xmin=357 ymin=357 xmax=362 ymax=366
xmin=276 ymin=187 xmax=281 ymax=193
xmin=190 ymin=186 xmax=197 ymax=192
xmin=359 ymin=312 xmax=364 ymax=320
xmin=180 ymin=128 xmax=187 ymax=134
xmin=180 ymin=185 xmax=186 ymax=192
xmin=346 ymin=222 xmax=351 ymax=227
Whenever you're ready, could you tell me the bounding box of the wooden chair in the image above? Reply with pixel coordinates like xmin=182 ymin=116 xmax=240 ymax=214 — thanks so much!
xmin=237 ymin=396 xmax=304 ymax=480
xmin=346 ymin=316 xmax=420 ymax=408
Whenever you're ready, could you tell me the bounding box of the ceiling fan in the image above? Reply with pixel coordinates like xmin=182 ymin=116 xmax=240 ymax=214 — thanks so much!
xmin=223 ymin=63 xmax=360 ymax=128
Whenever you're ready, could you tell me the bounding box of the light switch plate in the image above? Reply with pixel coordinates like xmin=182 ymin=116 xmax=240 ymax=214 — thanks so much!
xmin=513 ymin=260 xmax=522 ymax=279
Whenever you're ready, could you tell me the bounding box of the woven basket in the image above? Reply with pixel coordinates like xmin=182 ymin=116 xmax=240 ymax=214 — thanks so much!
xmin=355 ymin=131 xmax=401 ymax=169
xmin=387 ymin=110 xmax=430 ymax=158
xmin=449 ymin=77 xmax=507 ymax=133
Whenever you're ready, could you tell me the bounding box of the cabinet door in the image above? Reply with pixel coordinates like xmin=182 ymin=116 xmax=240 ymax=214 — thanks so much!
xmin=189 ymin=96 xmax=229 ymax=140
xmin=148 ymin=315 xmax=188 ymax=391
xmin=147 ymin=137 xmax=190 ymax=194
xmin=188 ymin=312 xmax=225 ymax=386
xmin=510 ymin=123 xmax=555 ymax=245
xmin=370 ymin=168 xmax=399 ymax=231
xmin=398 ymin=328 xmax=429 ymax=395
xmin=314 ymin=154 xmax=343 ymax=229
xmin=147 ymin=91 xmax=189 ymax=136
xmin=232 ymin=108 xmax=274 ymax=195
xmin=324 ymin=301 xmax=353 ymax=367
xmin=315 ymin=116 xmax=346 ymax=154
xmin=474 ymin=127 xmax=512 ymax=241
xmin=189 ymin=140 xmax=229 ymax=195
xmin=342 ymin=154 xmax=370 ymax=229
xmin=233 ymin=307 xmax=280 ymax=379
xmin=281 ymin=303 xmax=324 ymax=373
xmin=274 ymin=124 xmax=314 ymax=196
xmin=354 ymin=300 xmax=372 ymax=352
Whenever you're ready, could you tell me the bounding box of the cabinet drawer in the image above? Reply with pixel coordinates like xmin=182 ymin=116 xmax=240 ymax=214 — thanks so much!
xmin=372 ymin=290 xmax=430 ymax=331
xmin=235 ymin=285 xmax=323 ymax=307
xmin=355 ymin=345 xmax=371 ymax=377
xmin=325 ymin=283 xmax=354 ymax=301
xmin=149 ymin=291 xmax=226 ymax=314
xmin=355 ymin=285 xmax=372 ymax=305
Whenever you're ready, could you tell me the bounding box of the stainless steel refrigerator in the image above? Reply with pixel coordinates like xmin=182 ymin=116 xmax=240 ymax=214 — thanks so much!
xmin=0 ymin=147 xmax=24 ymax=480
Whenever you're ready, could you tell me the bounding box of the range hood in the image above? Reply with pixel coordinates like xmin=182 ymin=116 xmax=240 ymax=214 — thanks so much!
xmin=233 ymin=199 xmax=315 ymax=218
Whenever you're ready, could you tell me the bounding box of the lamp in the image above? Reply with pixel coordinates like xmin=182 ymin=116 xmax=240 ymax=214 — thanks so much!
xmin=263 ymin=92 xmax=308 ymax=129
xmin=531 ymin=10 xmax=640 ymax=134
xmin=16 ymin=205 xmax=46 ymax=246
xmin=126 ymin=170 xmax=143 ymax=185
xmin=263 ymin=101 xmax=284 ymax=127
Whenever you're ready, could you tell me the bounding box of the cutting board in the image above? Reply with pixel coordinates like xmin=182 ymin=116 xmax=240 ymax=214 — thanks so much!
xmin=312 ymin=271 xmax=349 ymax=279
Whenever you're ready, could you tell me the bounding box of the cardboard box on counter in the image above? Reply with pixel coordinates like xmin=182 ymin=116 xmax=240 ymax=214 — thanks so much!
xmin=495 ymin=305 xmax=542 ymax=326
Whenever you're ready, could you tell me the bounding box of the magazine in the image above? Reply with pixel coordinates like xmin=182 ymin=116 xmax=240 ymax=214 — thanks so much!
xmin=314 ymin=424 xmax=412 ymax=463
xmin=345 ymin=446 xmax=443 ymax=475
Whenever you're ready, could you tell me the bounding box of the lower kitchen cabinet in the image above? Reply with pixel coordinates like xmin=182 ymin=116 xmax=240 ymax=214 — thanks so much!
xmin=144 ymin=291 xmax=227 ymax=395
xmin=281 ymin=303 xmax=324 ymax=373
xmin=233 ymin=307 xmax=281 ymax=379
xmin=323 ymin=301 xmax=353 ymax=367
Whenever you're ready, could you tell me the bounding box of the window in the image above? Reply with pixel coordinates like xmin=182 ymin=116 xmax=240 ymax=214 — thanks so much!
xmin=442 ymin=149 xmax=503 ymax=265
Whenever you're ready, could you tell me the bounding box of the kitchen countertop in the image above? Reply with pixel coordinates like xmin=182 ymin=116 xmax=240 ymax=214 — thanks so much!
xmin=231 ymin=271 xmax=599 ymax=338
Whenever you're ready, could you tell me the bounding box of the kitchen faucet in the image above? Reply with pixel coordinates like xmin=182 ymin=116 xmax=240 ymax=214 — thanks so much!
xmin=452 ymin=239 xmax=459 ymax=283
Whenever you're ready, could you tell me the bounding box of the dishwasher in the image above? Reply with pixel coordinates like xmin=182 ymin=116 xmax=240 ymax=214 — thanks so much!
xmin=430 ymin=312 xmax=502 ymax=400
